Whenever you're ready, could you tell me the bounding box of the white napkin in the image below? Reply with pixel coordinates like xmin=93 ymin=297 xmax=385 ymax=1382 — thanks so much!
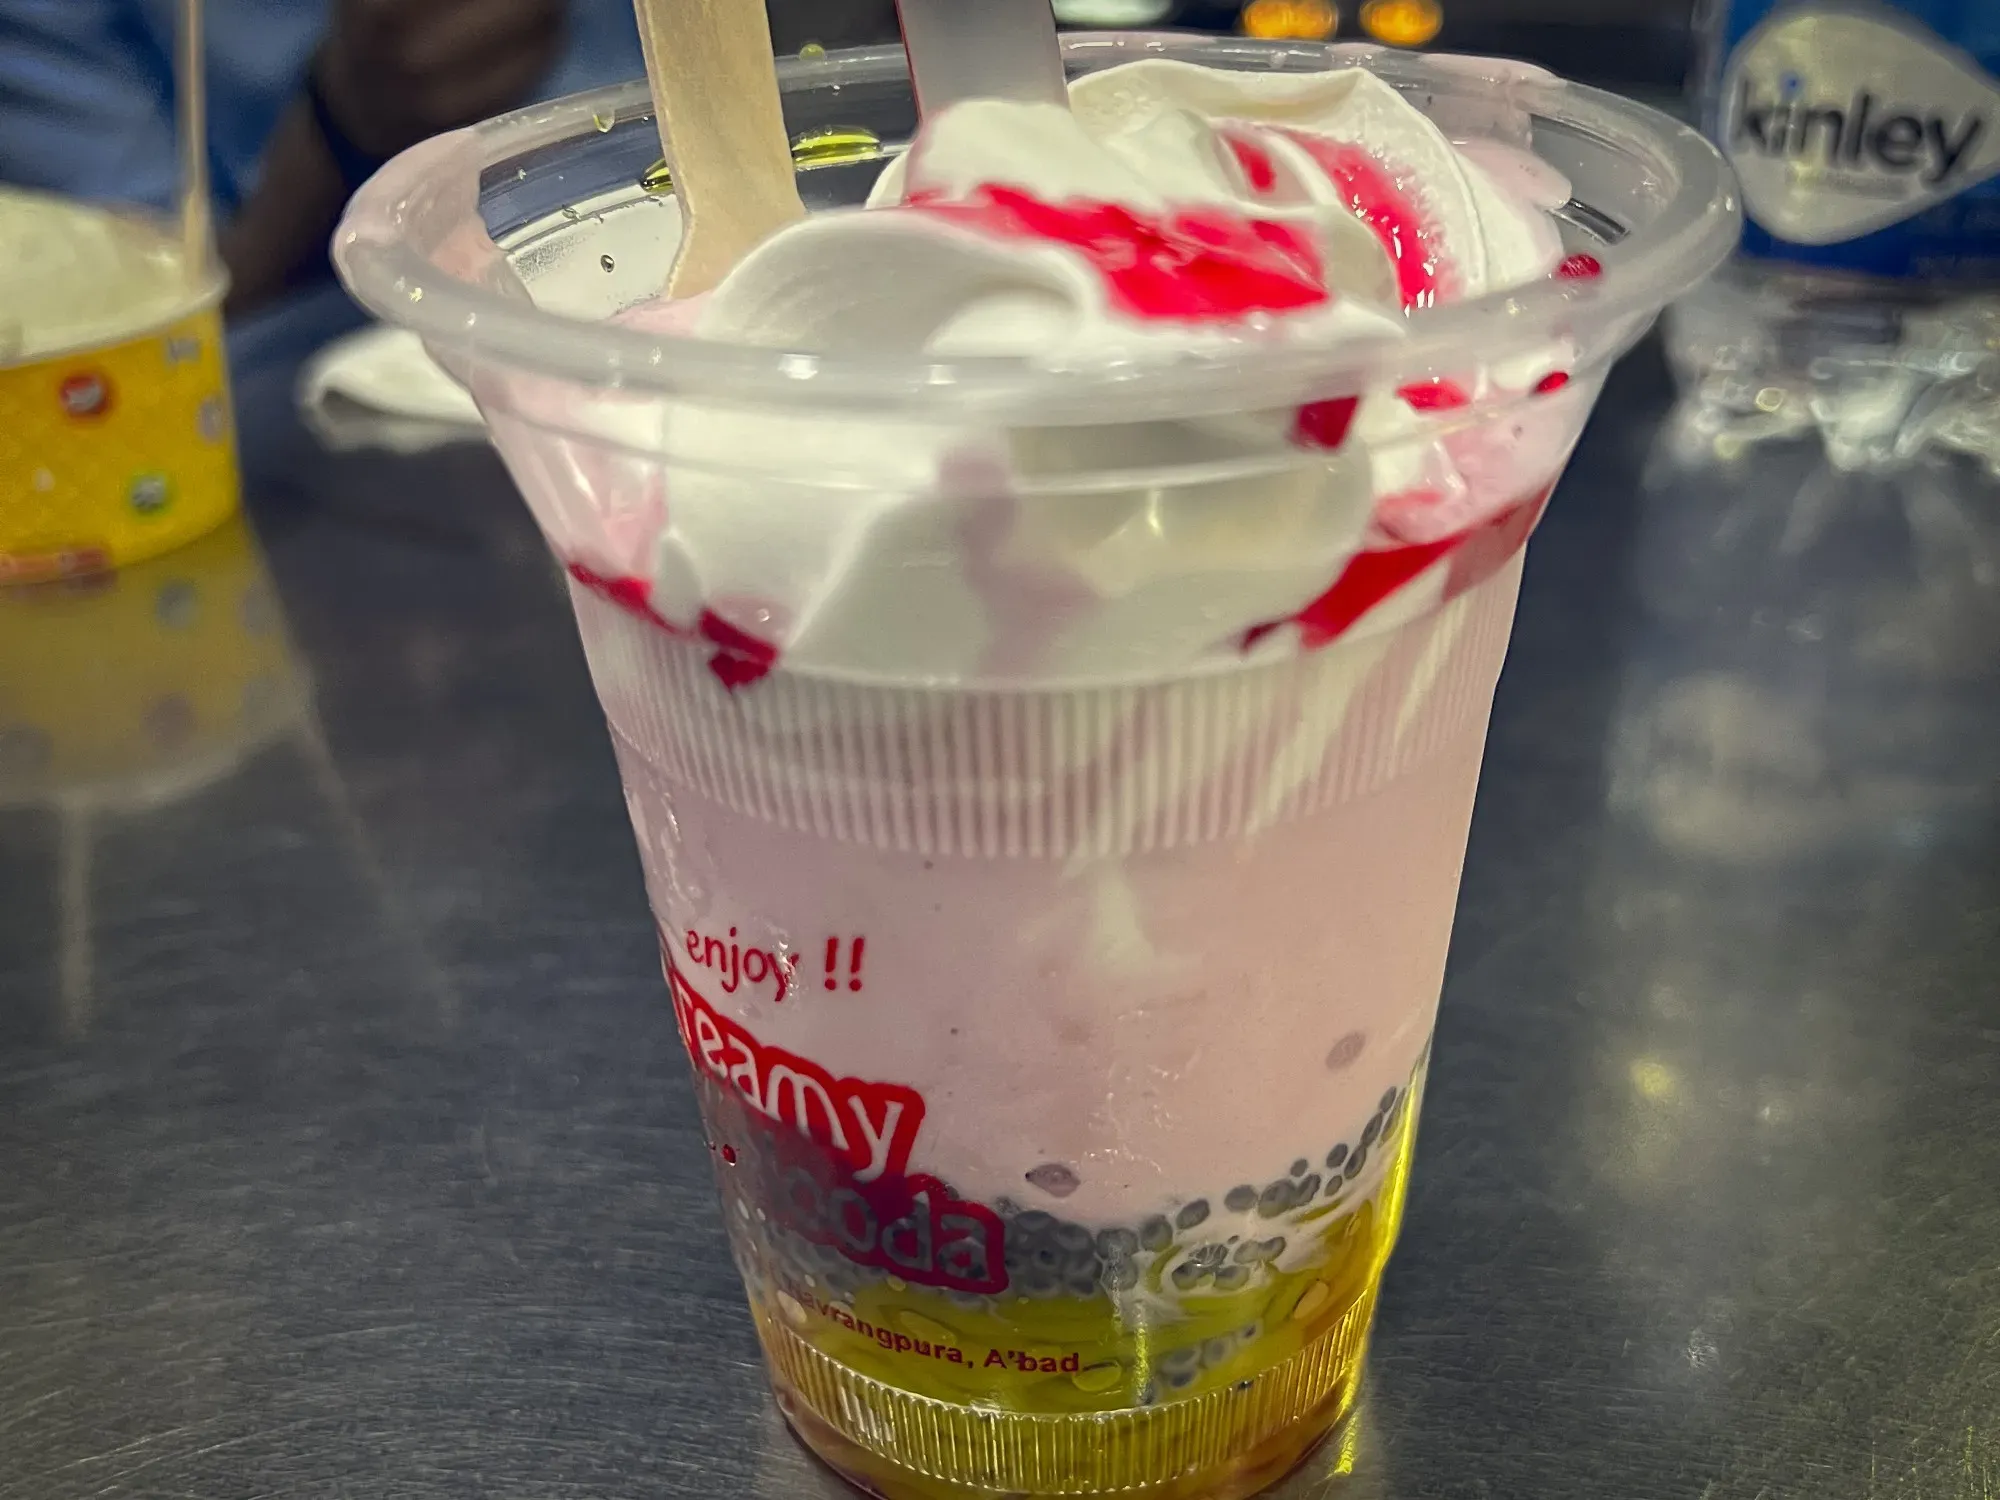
xmin=298 ymin=325 xmax=485 ymax=453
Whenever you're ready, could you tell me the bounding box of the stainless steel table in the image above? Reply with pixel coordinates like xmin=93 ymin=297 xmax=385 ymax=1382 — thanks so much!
xmin=3 ymin=336 xmax=1996 ymax=1499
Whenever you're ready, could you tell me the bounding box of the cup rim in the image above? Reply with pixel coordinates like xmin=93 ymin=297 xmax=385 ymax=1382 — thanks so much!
xmin=333 ymin=33 xmax=1740 ymax=422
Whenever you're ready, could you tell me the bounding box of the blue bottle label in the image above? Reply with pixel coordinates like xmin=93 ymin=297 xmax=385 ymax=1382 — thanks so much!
xmin=1711 ymin=0 xmax=2000 ymax=281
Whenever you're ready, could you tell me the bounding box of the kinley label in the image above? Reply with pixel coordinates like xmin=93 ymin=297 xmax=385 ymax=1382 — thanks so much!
xmin=664 ymin=933 xmax=1007 ymax=1295
xmin=1721 ymin=4 xmax=2000 ymax=246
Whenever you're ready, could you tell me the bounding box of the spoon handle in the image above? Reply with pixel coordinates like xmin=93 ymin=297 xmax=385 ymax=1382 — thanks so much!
xmin=896 ymin=0 xmax=1069 ymax=116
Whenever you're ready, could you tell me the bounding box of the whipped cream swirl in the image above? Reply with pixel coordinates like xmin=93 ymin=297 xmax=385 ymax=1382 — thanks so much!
xmin=576 ymin=59 xmax=1586 ymax=687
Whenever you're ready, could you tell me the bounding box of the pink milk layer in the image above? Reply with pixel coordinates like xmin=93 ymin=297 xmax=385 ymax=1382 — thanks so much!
xmin=569 ymin=550 xmax=1526 ymax=1238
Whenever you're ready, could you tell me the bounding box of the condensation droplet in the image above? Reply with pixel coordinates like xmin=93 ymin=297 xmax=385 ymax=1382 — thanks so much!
xmin=799 ymin=41 xmax=826 ymax=59
xmin=600 ymin=254 xmax=616 ymax=273
xmin=592 ymin=111 xmax=615 ymax=133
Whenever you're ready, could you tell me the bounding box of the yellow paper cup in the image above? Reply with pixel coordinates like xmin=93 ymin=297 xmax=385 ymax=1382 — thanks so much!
xmin=0 ymin=195 xmax=241 ymax=584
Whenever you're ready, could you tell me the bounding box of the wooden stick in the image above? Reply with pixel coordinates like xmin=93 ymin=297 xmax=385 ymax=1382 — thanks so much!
xmin=175 ymin=0 xmax=215 ymax=278
xmin=632 ymin=0 xmax=806 ymax=297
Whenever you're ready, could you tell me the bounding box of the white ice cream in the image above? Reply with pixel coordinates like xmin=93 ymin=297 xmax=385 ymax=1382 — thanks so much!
xmin=566 ymin=59 xmax=1580 ymax=686
xmin=0 ymin=187 xmax=209 ymax=363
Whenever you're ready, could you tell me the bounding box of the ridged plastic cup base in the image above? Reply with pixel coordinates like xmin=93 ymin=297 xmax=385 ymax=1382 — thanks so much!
xmin=757 ymin=1290 xmax=1376 ymax=1500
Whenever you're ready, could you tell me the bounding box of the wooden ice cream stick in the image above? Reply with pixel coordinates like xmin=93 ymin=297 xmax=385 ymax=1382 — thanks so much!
xmin=632 ymin=0 xmax=807 ymax=297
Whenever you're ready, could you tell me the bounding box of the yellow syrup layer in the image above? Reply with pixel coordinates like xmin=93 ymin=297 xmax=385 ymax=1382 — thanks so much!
xmin=733 ymin=1103 xmax=1419 ymax=1496
xmin=770 ymin=1189 xmax=1390 ymax=1412
xmin=745 ymin=1072 xmax=1417 ymax=1407
xmin=762 ymin=1283 xmax=1373 ymax=1499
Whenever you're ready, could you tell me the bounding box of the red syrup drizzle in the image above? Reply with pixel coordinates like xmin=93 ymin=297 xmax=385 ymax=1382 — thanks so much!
xmin=912 ymin=185 xmax=1329 ymax=321
xmin=1241 ymin=482 xmax=1557 ymax=654
xmin=699 ymin=610 xmax=782 ymax=691
xmin=1223 ymin=131 xmax=1282 ymax=195
xmin=1277 ymin=130 xmax=1447 ymax=312
xmin=1512 ymin=259 xmax=1593 ymax=395
xmin=1293 ymin=395 xmax=1361 ymax=451
xmin=566 ymin=562 xmax=779 ymax=692
xmin=1397 ymin=378 xmax=1472 ymax=412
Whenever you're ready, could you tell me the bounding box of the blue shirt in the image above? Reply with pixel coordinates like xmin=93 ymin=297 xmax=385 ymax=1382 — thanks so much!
xmin=0 ymin=0 xmax=649 ymax=212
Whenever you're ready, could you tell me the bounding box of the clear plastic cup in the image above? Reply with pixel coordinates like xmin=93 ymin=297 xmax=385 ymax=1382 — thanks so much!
xmin=336 ymin=35 xmax=1736 ymax=1500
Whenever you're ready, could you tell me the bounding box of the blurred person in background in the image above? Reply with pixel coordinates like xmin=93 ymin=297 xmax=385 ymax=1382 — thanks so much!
xmin=0 ymin=0 xmax=897 ymax=316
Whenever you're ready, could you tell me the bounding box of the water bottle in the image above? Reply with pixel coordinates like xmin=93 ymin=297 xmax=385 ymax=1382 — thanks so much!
xmin=1667 ymin=0 xmax=2000 ymax=472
